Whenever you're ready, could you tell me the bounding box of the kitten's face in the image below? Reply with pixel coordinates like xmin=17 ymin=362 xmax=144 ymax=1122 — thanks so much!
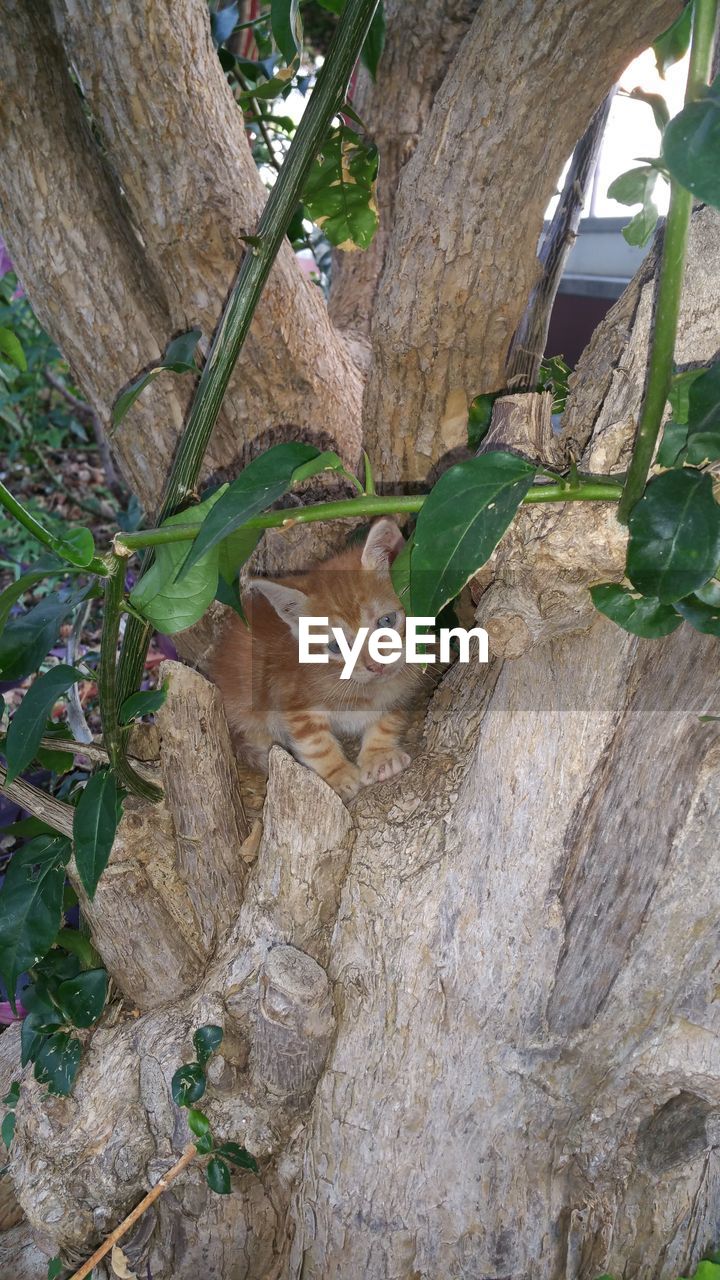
xmin=249 ymin=519 xmax=408 ymax=686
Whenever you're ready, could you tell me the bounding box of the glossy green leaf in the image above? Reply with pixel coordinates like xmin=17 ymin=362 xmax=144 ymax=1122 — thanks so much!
xmin=193 ymin=1024 xmax=223 ymax=1066
xmin=130 ymin=489 xmax=227 ymax=634
xmin=36 ymin=724 xmax=76 ymax=777
xmin=467 ymin=394 xmax=498 ymax=450
xmin=4 ymin=665 xmax=84 ymax=785
xmin=195 ymin=1131 xmax=214 ymax=1154
xmin=622 ymin=199 xmax=660 ymax=247
xmin=271 ymin=0 xmax=302 ymax=66
xmin=0 ymin=327 xmax=27 ymax=371
xmin=607 ymin=165 xmax=658 ymax=206
xmin=668 ymin=367 xmax=707 ymax=424
xmin=56 ymin=527 xmax=96 ymax=568
xmin=410 ymin=452 xmax=537 ymax=617
xmin=653 ymin=3 xmax=693 ymax=76
xmin=206 ymin=1156 xmax=232 ymax=1195
xmin=0 ymin=557 xmax=68 ymax=632
xmin=389 ymin=534 xmax=413 ymax=608
xmin=180 ymin=443 xmax=319 ymax=578
xmin=33 ymin=1031 xmax=82 ymax=1096
xmin=119 ymin=681 xmax=169 ymax=725
xmin=56 ymin=969 xmax=108 ymax=1028
xmin=0 ymin=584 xmax=93 ymax=681
xmin=0 ymin=836 xmax=71 ymax=1000
xmin=291 ymin=450 xmax=349 ymax=486
xmin=1 ymin=1112 xmax=15 ymax=1149
xmin=685 ymin=431 xmax=720 ymax=464
xmin=73 ymin=769 xmax=121 ymax=900
xmin=590 ymin=583 xmax=683 ymax=637
xmin=187 ymin=1108 xmax=212 ymax=1139
xmin=682 ymin=361 xmax=720 ymax=462
xmin=215 ymin=1141 xmax=259 ymax=1172
xmin=626 ymin=469 xmax=720 ymax=602
xmin=315 ymin=0 xmax=385 ymax=78
xmin=302 ymin=125 xmax=379 ymax=250
xmin=21 ymin=1016 xmax=49 ymax=1068
xmin=47 ymin=1260 xmax=63 ymax=1280
xmin=3 ymin=1082 xmax=20 ymax=1109
xmin=656 ymin=419 xmax=688 ymax=467
xmin=674 ymin=593 xmax=720 ymax=635
xmin=112 ymin=328 xmax=202 ymax=427
xmin=172 ymin=1062 xmax=206 ymax=1107
xmin=696 ymin=579 xmax=720 ymax=604
xmin=217 ymin=525 xmax=261 ymax=589
xmin=663 ymin=81 xmax=720 ymax=207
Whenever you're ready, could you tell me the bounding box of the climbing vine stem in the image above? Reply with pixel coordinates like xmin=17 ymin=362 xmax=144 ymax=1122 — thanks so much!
xmin=115 ymin=0 xmax=381 ymax=710
xmin=617 ymin=0 xmax=719 ymax=523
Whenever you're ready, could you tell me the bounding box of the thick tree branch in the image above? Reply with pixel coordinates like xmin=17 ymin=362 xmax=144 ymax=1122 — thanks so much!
xmin=363 ymin=0 xmax=681 ymax=484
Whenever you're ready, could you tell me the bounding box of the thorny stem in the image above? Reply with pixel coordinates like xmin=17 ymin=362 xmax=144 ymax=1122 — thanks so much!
xmin=116 ymin=0 xmax=381 ymax=712
xmin=114 ymin=479 xmax=625 ymax=554
xmin=98 ymin=557 xmax=162 ymax=801
xmin=617 ymin=0 xmax=718 ymax=523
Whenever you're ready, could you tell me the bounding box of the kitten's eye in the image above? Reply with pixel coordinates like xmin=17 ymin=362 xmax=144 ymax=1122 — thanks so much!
xmin=328 ymin=638 xmax=341 ymax=655
xmin=377 ymin=613 xmax=396 ymax=629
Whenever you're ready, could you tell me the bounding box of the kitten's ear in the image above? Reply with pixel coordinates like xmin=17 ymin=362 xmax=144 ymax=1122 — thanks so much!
xmin=248 ymin=579 xmax=309 ymax=631
xmin=361 ymin=518 xmax=405 ymax=571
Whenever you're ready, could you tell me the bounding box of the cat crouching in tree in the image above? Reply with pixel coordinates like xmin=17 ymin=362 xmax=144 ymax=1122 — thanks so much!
xmin=211 ymin=519 xmax=417 ymax=800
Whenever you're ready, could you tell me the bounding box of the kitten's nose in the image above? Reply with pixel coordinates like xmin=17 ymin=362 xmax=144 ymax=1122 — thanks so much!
xmin=364 ymin=657 xmax=384 ymax=675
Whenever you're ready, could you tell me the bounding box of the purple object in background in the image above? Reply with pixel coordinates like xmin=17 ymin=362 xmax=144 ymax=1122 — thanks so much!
xmin=154 ymin=633 xmax=178 ymax=661
xmin=0 ymin=1001 xmax=26 ymax=1025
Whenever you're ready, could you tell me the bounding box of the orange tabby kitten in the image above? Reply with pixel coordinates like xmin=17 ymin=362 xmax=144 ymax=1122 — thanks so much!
xmin=211 ymin=519 xmax=415 ymax=799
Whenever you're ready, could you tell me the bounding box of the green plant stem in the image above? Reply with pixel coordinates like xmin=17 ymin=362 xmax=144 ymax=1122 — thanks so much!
xmin=0 ymin=479 xmax=107 ymax=576
xmin=617 ymin=0 xmax=718 ymax=524
xmin=115 ymin=479 xmax=623 ymax=553
xmin=99 ymin=557 xmax=161 ymax=801
xmin=116 ymin=0 xmax=380 ymax=710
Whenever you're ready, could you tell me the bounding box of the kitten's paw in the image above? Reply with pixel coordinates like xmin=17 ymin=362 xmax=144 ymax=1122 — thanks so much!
xmin=324 ymin=762 xmax=362 ymax=801
xmin=359 ymin=749 xmax=411 ymax=787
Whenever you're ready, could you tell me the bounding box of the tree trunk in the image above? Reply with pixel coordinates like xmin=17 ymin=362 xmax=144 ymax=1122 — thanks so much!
xmin=3 ymin=3 xmax=720 ymax=1277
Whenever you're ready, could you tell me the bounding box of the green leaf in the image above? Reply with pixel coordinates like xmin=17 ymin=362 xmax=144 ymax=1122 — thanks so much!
xmin=538 ymin=354 xmax=572 ymax=414
xmin=389 ymin=534 xmax=413 ymax=608
xmin=21 ymin=1016 xmax=49 ymax=1068
xmin=653 ymin=3 xmax=693 ymax=76
xmin=217 ymin=525 xmax=261 ymax=589
xmin=622 ymin=199 xmax=660 ymax=247
xmin=607 ymin=165 xmax=658 ymax=206
xmin=626 ymin=468 xmax=720 ymax=602
xmin=0 ymin=557 xmax=67 ymax=632
xmin=0 ymin=327 xmax=27 ymax=372
xmin=56 ymin=527 xmax=96 ymax=569
xmin=685 ymin=431 xmax=720 ymax=465
xmin=195 ymin=1131 xmax=214 ymax=1154
xmin=683 ymin=361 xmax=720 ymax=462
xmin=47 ymin=1260 xmax=63 ymax=1280
xmin=0 ymin=584 xmax=93 ymax=682
xmin=663 ymin=81 xmax=720 ymax=207
xmin=360 ymin=1 xmax=385 ymax=79
xmin=37 ymin=724 xmax=76 ymax=777
xmin=590 ymin=584 xmax=683 ymax=637
xmin=410 ymin=452 xmax=537 ymax=617
xmin=56 ymin=969 xmax=108 ymax=1028
xmin=0 ymin=836 xmax=72 ymax=1000
xmin=669 ymin=367 xmax=707 ymax=425
xmin=696 ymin=579 xmax=720 ymax=604
xmin=193 ymin=1024 xmax=223 ymax=1066
xmin=73 ymin=769 xmax=121 ymax=900
xmin=171 ymin=1062 xmax=206 ymax=1107
xmin=129 ymin=488 xmax=229 ymax=634
xmin=674 ymin=593 xmax=720 ymax=635
xmin=656 ymin=419 xmax=688 ymax=468
xmin=291 ymin=450 xmax=349 ymax=486
xmin=302 ymin=125 xmax=379 ymax=251
xmin=112 ymin=328 xmax=202 ymax=427
xmin=206 ymin=1156 xmax=232 ymax=1195
xmin=179 ymin=443 xmax=319 ymax=578
xmin=1 ymin=1112 xmax=15 ymax=1150
xmin=467 ymin=393 xmax=499 ymax=450
xmin=187 ymin=1108 xmax=212 ymax=1139
xmin=118 ymin=681 xmax=169 ymax=725
xmin=689 ymin=1263 xmax=720 ymax=1280
xmin=4 ymin=664 xmax=84 ymax=785
xmin=624 ymin=87 xmax=670 ymax=134
xmin=215 ymin=1141 xmax=259 ymax=1172
xmin=271 ymin=0 xmax=302 ymax=66
xmin=33 ymin=1031 xmax=82 ymax=1096
xmin=2 ymin=1081 xmax=20 ymax=1109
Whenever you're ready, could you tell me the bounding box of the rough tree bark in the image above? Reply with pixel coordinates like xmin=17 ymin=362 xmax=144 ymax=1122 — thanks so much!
xmin=3 ymin=2 xmax=719 ymax=1278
